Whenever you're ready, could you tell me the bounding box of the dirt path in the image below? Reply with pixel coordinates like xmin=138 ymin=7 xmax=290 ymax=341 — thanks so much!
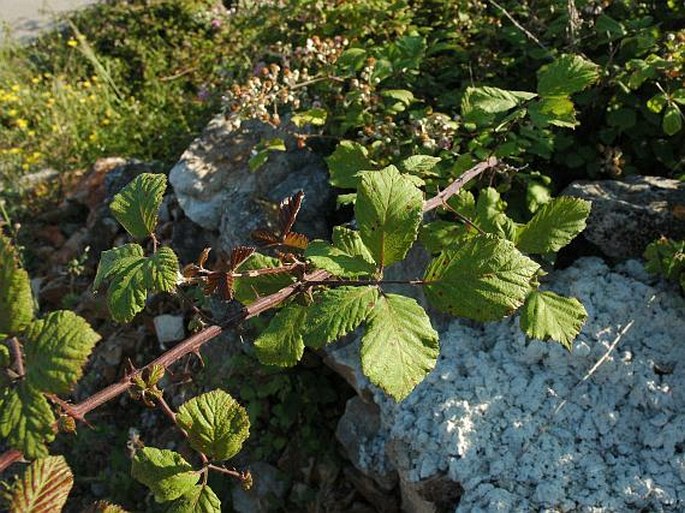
xmin=0 ymin=0 xmax=97 ymax=41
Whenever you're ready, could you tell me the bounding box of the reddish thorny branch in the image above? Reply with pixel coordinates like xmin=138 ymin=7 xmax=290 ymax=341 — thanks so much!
xmin=0 ymin=157 xmax=498 ymax=472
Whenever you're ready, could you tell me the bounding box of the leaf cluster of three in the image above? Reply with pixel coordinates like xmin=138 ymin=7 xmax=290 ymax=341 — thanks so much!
xmin=254 ymin=163 xmax=591 ymax=401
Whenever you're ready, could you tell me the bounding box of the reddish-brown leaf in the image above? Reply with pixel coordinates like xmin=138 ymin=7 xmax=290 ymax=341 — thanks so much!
xmin=282 ymin=232 xmax=309 ymax=250
xmin=230 ymin=246 xmax=256 ymax=271
xmin=279 ymin=191 xmax=304 ymax=236
xmin=205 ymin=271 xmax=235 ymax=300
xmin=252 ymin=229 xmax=280 ymax=246
xmin=10 ymin=455 xmax=73 ymax=513
xmin=197 ymin=247 xmax=212 ymax=268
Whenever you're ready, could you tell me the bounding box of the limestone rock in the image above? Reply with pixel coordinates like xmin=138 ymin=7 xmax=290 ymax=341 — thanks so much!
xmin=153 ymin=314 xmax=185 ymax=345
xmin=353 ymin=257 xmax=685 ymax=512
xmin=563 ymin=176 xmax=685 ymax=259
xmin=169 ymin=115 xmax=332 ymax=252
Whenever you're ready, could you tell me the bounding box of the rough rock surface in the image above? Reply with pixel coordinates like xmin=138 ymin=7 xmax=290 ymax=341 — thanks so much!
xmin=563 ymin=176 xmax=685 ymax=259
xmin=343 ymin=258 xmax=685 ymax=512
xmin=169 ymin=115 xmax=332 ymax=252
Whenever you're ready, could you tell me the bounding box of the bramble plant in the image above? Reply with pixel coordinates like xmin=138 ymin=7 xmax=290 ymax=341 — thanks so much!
xmin=1 ymin=150 xmax=590 ymax=509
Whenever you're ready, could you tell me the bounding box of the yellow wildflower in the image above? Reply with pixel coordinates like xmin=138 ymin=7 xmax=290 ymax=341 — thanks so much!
xmin=16 ymin=119 xmax=28 ymax=130
xmin=67 ymin=39 xmax=78 ymax=47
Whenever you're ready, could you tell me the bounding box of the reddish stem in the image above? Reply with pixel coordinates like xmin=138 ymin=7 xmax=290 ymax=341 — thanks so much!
xmin=0 ymin=158 xmax=494 ymax=472
xmin=9 ymin=337 xmax=25 ymax=378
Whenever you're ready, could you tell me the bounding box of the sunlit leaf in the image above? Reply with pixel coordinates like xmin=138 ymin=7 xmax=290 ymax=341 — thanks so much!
xmin=131 ymin=447 xmax=199 ymax=502
xmin=360 ymin=294 xmax=439 ymax=401
xmin=110 ymin=173 xmax=167 ymax=239
xmin=520 ymin=291 xmax=587 ymax=350
xmin=23 ymin=311 xmax=101 ymax=395
xmin=10 ymin=455 xmax=73 ymax=513
xmin=176 ymin=390 xmax=250 ymax=461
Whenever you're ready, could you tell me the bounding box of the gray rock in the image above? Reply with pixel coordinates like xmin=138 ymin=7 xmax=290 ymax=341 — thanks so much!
xmin=153 ymin=314 xmax=185 ymax=345
xmin=169 ymin=115 xmax=332 ymax=253
xmin=353 ymin=257 xmax=685 ymax=512
xmin=563 ymin=176 xmax=685 ymax=259
xmin=232 ymin=461 xmax=289 ymax=513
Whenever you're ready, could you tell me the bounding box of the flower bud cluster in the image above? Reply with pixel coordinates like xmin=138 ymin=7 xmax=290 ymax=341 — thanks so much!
xmin=222 ymin=36 xmax=347 ymax=130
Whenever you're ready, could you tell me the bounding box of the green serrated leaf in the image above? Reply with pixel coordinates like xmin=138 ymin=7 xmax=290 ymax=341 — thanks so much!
xmin=233 ymin=253 xmax=295 ymax=305
xmin=93 ymin=244 xmax=145 ymax=291
xmin=97 ymin=245 xmax=178 ymax=322
xmin=520 ymin=291 xmax=587 ymax=350
xmin=305 ymin=241 xmax=376 ymax=277
xmin=253 ymin=304 xmax=307 ymax=367
xmin=176 ymin=390 xmax=250 ymax=461
xmin=663 ymin=104 xmax=683 ymax=136
xmin=326 ymin=140 xmax=374 ymax=189
xmin=528 ymin=96 xmax=577 ymax=128
xmin=360 ymin=294 xmax=438 ymax=401
xmin=144 ymin=246 xmax=180 ymax=293
xmin=0 ymin=383 xmax=55 ymax=458
xmin=425 ymin=235 xmax=540 ymax=321
xmin=381 ymin=89 xmax=415 ymax=105
xmin=332 ymin=226 xmax=375 ymax=264
xmin=23 ymin=311 xmax=100 ymax=395
xmin=302 ymin=286 xmax=379 ymax=349
xmin=10 ymin=455 xmax=73 ymax=513
xmin=167 ymin=485 xmax=221 ymax=513
xmin=356 ymin=165 xmax=423 ymax=267
xmin=398 ymin=155 xmax=441 ymax=177
xmin=131 ymin=447 xmax=199 ymax=502
xmin=462 ymin=86 xmax=536 ymax=126
xmin=537 ymin=54 xmax=599 ymax=97
xmin=517 ymin=197 xmax=591 ymax=254
xmin=0 ymin=234 xmax=34 ymax=334
xmin=110 ymin=173 xmax=167 ymax=239
xmin=292 ymin=108 xmax=328 ymax=127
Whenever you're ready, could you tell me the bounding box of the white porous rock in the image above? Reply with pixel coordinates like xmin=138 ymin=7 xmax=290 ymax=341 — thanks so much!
xmin=358 ymin=257 xmax=685 ymax=512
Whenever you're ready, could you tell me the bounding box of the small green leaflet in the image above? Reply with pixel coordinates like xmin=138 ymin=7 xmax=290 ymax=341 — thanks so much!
xmin=528 ymin=96 xmax=578 ymax=128
xmin=305 ymin=241 xmax=376 ymax=278
xmin=356 ymin=165 xmax=423 ymax=267
xmin=131 ymin=447 xmax=199 ymax=502
xmin=10 ymin=455 xmax=73 ymax=513
xmin=663 ymin=104 xmax=683 ymax=136
xmin=332 ymin=226 xmax=375 ymax=264
xmin=110 ymin=173 xmax=167 ymax=240
xmin=398 ymin=155 xmax=441 ymax=177
xmin=0 ymin=234 xmax=34 ymax=334
xmin=519 ymin=291 xmax=587 ymax=350
xmin=167 ymin=485 xmax=221 ymax=513
xmin=516 ymin=197 xmax=591 ymax=254
xmin=176 ymin=390 xmax=250 ymax=461
xmin=462 ymin=86 xmax=536 ymax=126
xmin=325 ymin=140 xmax=375 ymax=189
xmin=248 ymin=138 xmax=286 ymax=171
xmin=233 ymin=253 xmax=295 ymax=305
xmin=0 ymin=384 xmax=55 ymax=458
xmin=425 ymin=235 xmax=540 ymax=322
xmin=360 ymin=294 xmax=439 ymax=401
xmin=95 ymin=244 xmax=179 ymax=322
xmin=254 ymin=303 xmax=307 ymax=367
xmin=291 ymin=108 xmax=328 ymax=127
xmin=537 ymin=54 xmax=599 ymax=97
xmin=302 ymin=286 xmax=379 ymax=349
xmin=23 ymin=311 xmax=101 ymax=395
